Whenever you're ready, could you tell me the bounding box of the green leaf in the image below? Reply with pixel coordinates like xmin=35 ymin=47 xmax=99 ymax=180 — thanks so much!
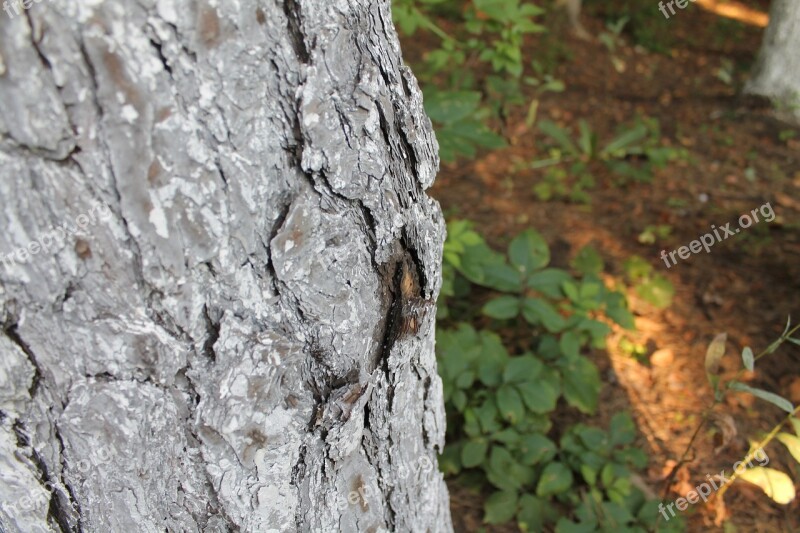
xmin=436 ymin=120 xmax=507 ymax=162
xmin=562 ymin=281 xmax=580 ymax=302
xmin=636 ymin=274 xmax=674 ymax=308
xmin=570 ymin=245 xmax=604 ymax=275
xmin=600 ymin=500 xmax=634 ymax=526
xmin=519 ymin=433 xmax=556 ymax=465
xmin=423 ymin=89 xmax=481 ymax=124
xmin=503 ymin=355 xmax=543 ymax=384
xmin=738 ymin=467 xmax=796 ymax=504
xmin=477 ymin=332 xmax=508 ymax=387
xmin=602 ymin=124 xmax=648 ymax=156
xmin=509 ymin=229 xmax=550 ymax=274
xmin=455 ymin=119 xmax=508 ymax=148
xmin=475 ymin=399 xmax=501 ymax=434
xmin=777 ymin=433 xmax=800 ymax=465
xmin=438 ymin=443 xmax=462 ymax=475
xmin=742 ymin=346 xmax=754 ymax=371
xmin=483 ymin=296 xmax=521 ymax=319
xmin=497 ymin=384 xmax=525 ymax=423
xmin=436 ymin=325 xmax=481 ymax=382
xmin=516 ymin=494 xmax=545 ymax=532
xmin=522 ymin=298 xmax=566 ymax=332
xmin=483 ymin=262 xmax=524 ymax=292
xmin=728 ymin=381 xmax=794 ymax=413
xmin=576 ymin=427 xmax=609 ymax=452
xmin=527 ymin=268 xmax=573 ymax=299
xmin=705 ymin=333 xmax=727 ymax=392
xmin=538 ymin=120 xmax=579 ymax=156
xmin=577 ymin=120 xmax=593 ymax=156
xmin=452 ymin=389 xmax=467 ymax=412
xmin=559 ymin=331 xmax=580 ymax=359
xmin=600 ymin=462 xmax=617 ymax=487
xmin=488 ymin=446 xmax=522 ymax=491
xmin=484 ymin=490 xmax=519 ymax=524
xmin=561 ymin=356 xmax=601 ymax=414
xmin=609 ymin=412 xmax=637 ymax=446
xmin=492 ymin=428 xmax=521 ymax=445
xmin=462 ymin=439 xmax=489 ymax=468
xmin=536 ymin=462 xmax=573 ymax=497
xmin=581 ymin=464 xmax=598 ymax=486
xmin=516 ymin=380 xmax=559 ymax=414
xmin=792 ymin=417 xmax=800 ymax=436
xmin=576 ymin=317 xmax=611 ymax=348
xmin=605 ymin=291 xmax=635 ymax=330
xmin=463 ymin=408 xmax=482 ymax=437
xmin=455 ymin=370 xmax=475 ymax=390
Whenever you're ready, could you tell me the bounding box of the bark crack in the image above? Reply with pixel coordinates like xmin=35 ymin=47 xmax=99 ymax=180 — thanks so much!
xmin=201 ymin=304 xmax=220 ymax=364
xmin=281 ymin=0 xmax=310 ymax=64
xmin=3 ymin=321 xmax=43 ymax=398
xmin=13 ymin=420 xmax=81 ymax=533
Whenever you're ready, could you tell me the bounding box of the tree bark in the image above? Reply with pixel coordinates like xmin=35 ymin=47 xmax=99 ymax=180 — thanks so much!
xmin=0 ymin=1 xmax=451 ymax=532
xmin=746 ymin=0 xmax=800 ymax=122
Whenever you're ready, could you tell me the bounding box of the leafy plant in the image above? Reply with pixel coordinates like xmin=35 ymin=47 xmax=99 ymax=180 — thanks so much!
xmin=778 ymin=129 xmax=797 ymax=144
xmin=715 ymin=59 xmax=735 ymax=86
xmin=520 ymin=58 xmax=567 ymax=122
xmin=423 ymin=88 xmax=507 ymax=162
xmin=532 ymin=116 xmax=686 ymax=187
xmin=623 ymin=255 xmax=674 ymax=309
xmin=393 ymin=0 xmax=556 ymax=162
xmin=598 ymin=17 xmax=630 ymax=73
xmin=604 ymin=0 xmax=673 ymax=53
xmin=532 ymin=164 xmax=594 ymax=203
xmin=437 ymin=223 xmax=679 ymax=530
xmin=464 ymin=0 xmax=546 ymax=77
xmin=664 ymin=318 xmax=800 ymax=526
xmin=637 ymin=224 xmax=672 ymax=245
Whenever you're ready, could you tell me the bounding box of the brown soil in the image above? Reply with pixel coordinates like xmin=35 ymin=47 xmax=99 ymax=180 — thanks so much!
xmin=400 ymin=1 xmax=800 ymax=532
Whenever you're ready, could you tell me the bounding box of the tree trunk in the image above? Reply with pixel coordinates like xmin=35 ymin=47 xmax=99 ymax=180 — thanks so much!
xmin=0 ymin=1 xmax=451 ymax=531
xmin=745 ymin=0 xmax=800 ymax=122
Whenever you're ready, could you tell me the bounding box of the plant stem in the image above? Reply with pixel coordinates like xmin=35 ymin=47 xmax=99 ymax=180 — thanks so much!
xmin=716 ymin=405 xmax=800 ymax=499
xmin=415 ymin=8 xmax=456 ymax=43
xmin=657 ymin=320 xmax=800 ymax=524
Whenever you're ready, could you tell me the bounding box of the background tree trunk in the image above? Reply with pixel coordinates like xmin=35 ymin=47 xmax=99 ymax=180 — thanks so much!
xmin=0 ymin=1 xmax=451 ymax=531
xmin=746 ymin=0 xmax=800 ymax=122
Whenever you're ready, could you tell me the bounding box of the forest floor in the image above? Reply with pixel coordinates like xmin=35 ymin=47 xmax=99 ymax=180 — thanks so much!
xmin=401 ymin=1 xmax=800 ymax=531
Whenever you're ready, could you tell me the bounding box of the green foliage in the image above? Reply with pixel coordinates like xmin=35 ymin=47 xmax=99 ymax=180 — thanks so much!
xmin=437 ymin=222 xmax=677 ymax=530
xmin=623 ymin=255 xmax=674 ymax=309
xmin=604 ymin=0 xmax=674 ymax=53
xmin=464 ymin=0 xmax=546 ymax=76
xmin=684 ymin=319 xmax=800 ymax=511
xmin=531 ymin=116 xmax=687 ymax=194
xmin=527 ymin=164 xmax=591 ymax=204
xmin=598 ymin=17 xmax=629 ymax=74
xmin=393 ymin=0 xmax=557 ymax=162
xmin=423 ymin=88 xmax=507 ymax=162
xmin=637 ymin=224 xmax=672 ymax=245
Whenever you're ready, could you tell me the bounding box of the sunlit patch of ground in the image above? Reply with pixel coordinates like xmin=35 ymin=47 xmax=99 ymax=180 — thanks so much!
xmin=695 ymin=0 xmax=768 ymax=27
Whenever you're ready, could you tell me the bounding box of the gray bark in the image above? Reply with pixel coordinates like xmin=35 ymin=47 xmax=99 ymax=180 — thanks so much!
xmin=0 ymin=1 xmax=451 ymax=532
xmin=746 ymin=0 xmax=800 ymax=122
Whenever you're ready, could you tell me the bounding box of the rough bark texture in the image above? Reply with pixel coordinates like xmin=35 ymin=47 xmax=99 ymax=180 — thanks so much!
xmin=0 ymin=1 xmax=451 ymax=531
xmin=745 ymin=0 xmax=800 ymax=123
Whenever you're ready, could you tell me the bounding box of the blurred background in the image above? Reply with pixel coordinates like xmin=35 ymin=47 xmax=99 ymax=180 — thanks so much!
xmin=391 ymin=0 xmax=800 ymax=530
